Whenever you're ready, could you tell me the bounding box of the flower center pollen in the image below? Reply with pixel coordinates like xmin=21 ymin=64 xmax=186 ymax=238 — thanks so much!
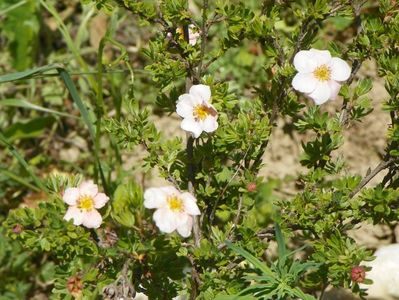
xmin=78 ymin=195 xmax=94 ymax=211
xmin=167 ymin=195 xmax=184 ymax=212
xmin=313 ymin=65 xmax=331 ymax=81
xmin=193 ymin=104 xmax=210 ymax=121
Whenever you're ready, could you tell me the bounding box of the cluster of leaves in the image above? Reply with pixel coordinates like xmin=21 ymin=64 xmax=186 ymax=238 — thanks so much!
xmin=1 ymin=0 xmax=399 ymax=299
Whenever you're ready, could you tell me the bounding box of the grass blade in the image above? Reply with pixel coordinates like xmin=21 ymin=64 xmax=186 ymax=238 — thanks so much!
xmin=57 ymin=68 xmax=96 ymax=139
xmin=275 ymin=223 xmax=287 ymax=259
xmin=0 ymin=167 xmax=40 ymax=192
xmin=0 ymin=99 xmax=78 ymax=119
xmin=226 ymin=241 xmax=275 ymax=277
xmin=0 ymin=64 xmax=62 ymax=83
xmin=0 ymin=131 xmax=47 ymax=192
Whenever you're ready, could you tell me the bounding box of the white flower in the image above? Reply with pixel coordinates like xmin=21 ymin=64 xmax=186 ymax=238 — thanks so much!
xmin=360 ymin=244 xmax=399 ymax=299
xmin=188 ymin=24 xmax=200 ymax=45
xmin=176 ymin=84 xmax=218 ymax=138
xmin=292 ymin=49 xmax=351 ymax=105
xmin=63 ymin=180 xmax=109 ymax=229
xmin=144 ymin=186 xmax=200 ymax=237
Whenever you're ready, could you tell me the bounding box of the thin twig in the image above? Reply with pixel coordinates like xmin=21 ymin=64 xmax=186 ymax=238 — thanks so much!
xmin=350 ymin=157 xmax=397 ymax=198
xmin=227 ymin=195 xmax=244 ymax=240
xmin=209 ymin=144 xmax=253 ymax=224
xmin=187 ymin=135 xmax=201 ymax=247
xmin=197 ymin=0 xmax=209 ymax=77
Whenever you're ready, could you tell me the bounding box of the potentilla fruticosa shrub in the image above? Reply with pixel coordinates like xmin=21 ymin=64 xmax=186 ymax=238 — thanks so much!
xmin=1 ymin=0 xmax=399 ymax=299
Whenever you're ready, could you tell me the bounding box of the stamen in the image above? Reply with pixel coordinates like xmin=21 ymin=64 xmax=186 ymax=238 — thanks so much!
xmin=78 ymin=195 xmax=94 ymax=211
xmin=193 ymin=104 xmax=217 ymax=121
xmin=313 ymin=65 xmax=331 ymax=81
xmin=167 ymin=195 xmax=184 ymax=212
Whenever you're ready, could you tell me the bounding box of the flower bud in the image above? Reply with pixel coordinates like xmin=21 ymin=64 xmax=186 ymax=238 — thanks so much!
xmin=67 ymin=275 xmax=83 ymax=298
xmin=351 ymin=266 xmax=366 ymax=283
xmin=12 ymin=224 xmax=23 ymax=234
xmin=246 ymin=182 xmax=257 ymax=193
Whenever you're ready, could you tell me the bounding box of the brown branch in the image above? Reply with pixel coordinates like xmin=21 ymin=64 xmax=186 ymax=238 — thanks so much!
xmin=186 ymin=135 xmax=201 ymax=247
xmin=209 ymin=144 xmax=253 ymax=225
xmin=350 ymin=157 xmax=397 ymax=198
xmin=197 ymin=0 xmax=209 ymax=78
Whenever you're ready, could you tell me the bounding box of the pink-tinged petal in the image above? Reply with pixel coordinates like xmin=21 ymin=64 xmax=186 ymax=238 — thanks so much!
xmin=159 ymin=186 xmax=180 ymax=196
xmin=328 ymin=80 xmax=342 ymax=100
xmin=292 ymin=73 xmax=317 ymax=93
xmin=309 ymin=49 xmax=332 ymax=65
xmin=181 ymin=192 xmax=201 ymax=215
xmin=79 ymin=180 xmax=98 ymax=197
xmin=330 ymin=57 xmax=351 ymax=81
xmin=293 ymin=50 xmax=317 ymax=73
xmin=202 ymin=116 xmax=218 ymax=133
xmin=153 ymin=208 xmax=178 ymax=233
xmin=181 ymin=118 xmax=203 ymax=138
xmin=189 ymin=84 xmax=211 ymax=102
xmin=307 ymin=82 xmax=332 ymax=105
xmin=93 ymin=193 xmax=109 ymax=209
xmin=144 ymin=187 xmax=168 ymax=209
xmin=64 ymin=206 xmax=84 ymax=226
xmin=81 ymin=209 xmax=103 ymax=228
xmin=188 ymin=24 xmax=200 ymax=45
xmin=176 ymin=94 xmax=195 ymax=118
xmin=176 ymin=216 xmax=193 ymax=238
xmin=63 ymin=187 xmax=79 ymax=205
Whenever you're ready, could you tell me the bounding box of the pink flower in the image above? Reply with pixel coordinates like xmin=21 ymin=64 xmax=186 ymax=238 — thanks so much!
xmin=144 ymin=186 xmax=200 ymax=237
xmin=63 ymin=180 xmax=109 ymax=229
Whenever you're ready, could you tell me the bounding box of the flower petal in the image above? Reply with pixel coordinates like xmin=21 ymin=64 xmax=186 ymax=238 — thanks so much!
xmin=79 ymin=180 xmax=98 ymax=197
xmin=292 ymin=73 xmax=317 ymax=93
xmin=202 ymin=116 xmax=218 ymax=133
xmin=63 ymin=187 xmax=80 ymax=205
xmin=181 ymin=192 xmax=201 ymax=215
xmin=94 ymin=193 xmax=109 ymax=209
xmin=82 ymin=209 xmax=103 ymax=228
xmin=176 ymin=94 xmax=195 ymax=118
xmin=144 ymin=187 xmax=168 ymax=209
xmin=181 ymin=118 xmax=203 ymax=138
xmin=293 ymin=50 xmax=317 ymax=73
xmin=307 ymin=82 xmax=331 ymax=105
xmin=309 ymin=49 xmax=332 ymax=65
xmin=328 ymin=80 xmax=342 ymax=100
xmin=153 ymin=208 xmax=178 ymax=233
xmin=189 ymin=84 xmax=211 ymax=102
xmin=64 ymin=206 xmax=84 ymax=225
xmin=188 ymin=24 xmax=200 ymax=46
xmin=176 ymin=216 xmax=193 ymax=238
xmin=159 ymin=186 xmax=180 ymax=195
xmin=330 ymin=57 xmax=351 ymax=81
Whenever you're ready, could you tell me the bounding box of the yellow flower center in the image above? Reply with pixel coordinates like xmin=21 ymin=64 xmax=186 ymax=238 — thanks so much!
xmin=194 ymin=105 xmax=209 ymax=121
xmin=176 ymin=27 xmax=184 ymax=41
xmin=313 ymin=64 xmax=331 ymax=81
xmin=193 ymin=104 xmax=216 ymax=121
xmin=167 ymin=195 xmax=184 ymax=212
xmin=77 ymin=195 xmax=94 ymax=211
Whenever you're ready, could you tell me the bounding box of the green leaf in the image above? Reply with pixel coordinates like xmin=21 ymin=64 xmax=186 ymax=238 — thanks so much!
xmin=275 ymin=223 xmax=287 ymax=259
xmin=0 ymin=131 xmax=47 ymax=192
xmin=226 ymin=241 xmax=275 ymax=277
xmin=4 ymin=116 xmax=55 ymax=141
xmin=355 ymin=78 xmax=373 ymax=97
xmin=0 ymin=99 xmax=77 ymax=118
xmin=215 ymin=294 xmax=256 ymax=300
xmin=57 ymin=67 xmax=96 ymax=140
xmin=111 ymin=182 xmax=143 ymax=227
xmin=0 ymin=63 xmax=62 ymax=83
